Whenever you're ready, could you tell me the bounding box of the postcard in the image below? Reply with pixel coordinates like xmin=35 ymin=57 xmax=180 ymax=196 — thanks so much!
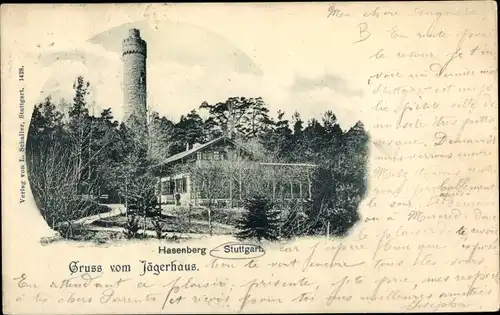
xmin=1 ymin=2 xmax=499 ymax=314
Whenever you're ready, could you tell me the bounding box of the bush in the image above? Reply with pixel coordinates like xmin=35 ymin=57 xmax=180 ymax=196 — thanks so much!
xmin=56 ymin=222 xmax=84 ymax=239
xmin=279 ymin=201 xmax=309 ymax=239
xmin=171 ymin=207 xmax=190 ymax=233
xmin=124 ymin=215 xmax=141 ymax=239
xmin=196 ymin=208 xmax=242 ymax=226
xmin=324 ymin=206 xmax=360 ymax=237
xmin=304 ymin=166 xmax=364 ymax=237
xmin=127 ymin=191 xmax=158 ymax=217
xmin=236 ymin=193 xmax=280 ymax=241
xmin=78 ymin=200 xmax=111 ymax=217
xmin=152 ymin=215 xmax=167 ymax=239
xmin=46 ymin=199 xmax=111 ymax=230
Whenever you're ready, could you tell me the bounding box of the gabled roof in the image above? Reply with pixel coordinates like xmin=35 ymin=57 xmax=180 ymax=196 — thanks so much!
xmin=161 ymin=136 xmax=253 ymax=166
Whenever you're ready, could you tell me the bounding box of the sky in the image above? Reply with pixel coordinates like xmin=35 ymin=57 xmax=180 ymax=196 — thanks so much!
xmin=31 ymin=9 xmax=366 ymax=131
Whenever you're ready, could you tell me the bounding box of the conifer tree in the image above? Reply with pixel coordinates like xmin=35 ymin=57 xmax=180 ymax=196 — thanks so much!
xmin=236 ymin=193 xmax=280 ymax=241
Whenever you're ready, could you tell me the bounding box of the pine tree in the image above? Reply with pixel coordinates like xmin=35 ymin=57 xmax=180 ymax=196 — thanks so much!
xmin=301 ymin=120 xmax=369 ymax=237
xmin=170 ymin=110 xmax=207 ymax=154
xmin=240 ymin=97 xmax=273 ymax=139
xmin=260 ymin=110 xmax=293 ymax=162
xmin=236 ymin=193 xmax=280 ymax=241
xmin=148 ymin=111 xmax=175 ymax=161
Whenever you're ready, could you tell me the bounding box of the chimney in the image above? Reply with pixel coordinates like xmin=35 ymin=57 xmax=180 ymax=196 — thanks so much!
xmin=186 ymin=142 xmax=190 ymax=151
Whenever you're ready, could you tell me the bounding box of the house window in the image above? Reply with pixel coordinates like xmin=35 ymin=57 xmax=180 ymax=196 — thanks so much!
xmin=182 ymin=177 xmax=188 ymax=193
xmin=173 ymin=177 xmax=188 ymax=194
xmin=169 ymin=180 xmax=175 ymax=195
xmin=175 ymin=178 xmax=182 ymax=193
xmin=161 ymin=180 xmax=170 ymax=195
xmin=213 ymin=151 xmax=220 ymax=160
xmin=282 ymin=182 xmax=291 ymax=199
xmin=292 ymin=182 xmax=301 ymax=198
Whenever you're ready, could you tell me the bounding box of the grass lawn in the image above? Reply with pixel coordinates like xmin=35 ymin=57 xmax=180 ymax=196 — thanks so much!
xmin=189 ymin=207 xmax=245 ymax=226
xmin=92 ymin=211 xmax=235 ymax=235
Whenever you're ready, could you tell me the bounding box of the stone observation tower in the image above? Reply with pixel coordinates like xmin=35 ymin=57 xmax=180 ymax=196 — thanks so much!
xmin=122 ymin=28 xmax=147 ymax=128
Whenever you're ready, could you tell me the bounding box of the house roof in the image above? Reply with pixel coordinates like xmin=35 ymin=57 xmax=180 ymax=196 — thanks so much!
xmin=155 ymin=136 xmax=318 ymax=173
xmin=259 ymin=162 xmax=318 ymax=167
xmin=161 ymin=136 xmax=253 ymax=166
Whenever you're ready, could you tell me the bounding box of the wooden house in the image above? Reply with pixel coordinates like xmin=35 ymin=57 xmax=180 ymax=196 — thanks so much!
xmin=155 ymin=136 xmax=317 ymax=207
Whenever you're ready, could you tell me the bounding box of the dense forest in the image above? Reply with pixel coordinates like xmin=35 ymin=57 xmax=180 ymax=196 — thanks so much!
xmin=27 ymin=76 xmax=369 ymax=239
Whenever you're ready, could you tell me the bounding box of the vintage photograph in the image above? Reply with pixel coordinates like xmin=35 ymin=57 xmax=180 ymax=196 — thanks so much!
xmin=3 ymin=2 xmax=498 ymax=314
xmin=27 ymin=23 xmax=369 ymax=244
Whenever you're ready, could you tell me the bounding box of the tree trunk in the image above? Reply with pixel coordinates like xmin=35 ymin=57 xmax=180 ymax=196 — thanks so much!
xmin=239 ymin=169 xmax=242 ymax=201
xmin=77 ymin=149 xmax=82 ymax=186
xmin=188 ymin=203 xmax=192 ymax=232
xmin=229 ymin=177 xmax=233 ymax=208
xmin=88 ymin=122 xmax=92 ymax=185
xmin=272 ymin=177 xmax=276 ymax=201
xmin=192 ymin=176 xmax=197 ymax=206
xmin=125 ymin=177 xmax=128 ymax=219
xmin=158 ymin=177 xmax=162 ymax=211
xmin=308 ymin=174 xmax=312 ymax=199
xmin=208 ymin=206 xmax=213 ymax=236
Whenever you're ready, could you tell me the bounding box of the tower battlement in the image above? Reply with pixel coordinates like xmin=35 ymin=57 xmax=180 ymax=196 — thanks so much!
xmin=122 ymin=28 xmax=147 ymax=129
xmin=122 ymin=37 xmax=147 ymax=57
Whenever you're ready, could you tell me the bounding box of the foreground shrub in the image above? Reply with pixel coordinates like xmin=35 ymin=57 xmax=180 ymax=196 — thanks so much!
xmin=124 ymin=215 xmax=141 ymax=239
xmin=236 ymin=193 xmax=279 ymax=241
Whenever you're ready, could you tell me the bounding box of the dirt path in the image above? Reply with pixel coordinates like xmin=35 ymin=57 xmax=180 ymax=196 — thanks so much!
xmin=72 ymin=204 xmax=126 ymax=225
xmin=85 ymin=225 xmax=225 ymax=239
xmin=75 ymin=204 xmax=235 ymax=232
